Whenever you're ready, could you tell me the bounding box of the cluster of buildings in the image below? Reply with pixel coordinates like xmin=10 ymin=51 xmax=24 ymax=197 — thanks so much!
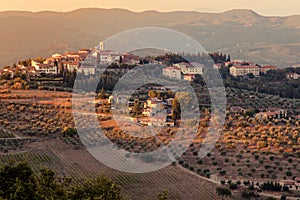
xmin=2 ymin=45 xmax=299 ymax=83
xmin=227 ymin=60 xmax=278 ymax=77
xmin=163 ymin=62 xmax=203 ymax=81
xmin=140 ymin=97 xmax=174 ymax=127
xmin=228 ymin=60 xmax=300 ymax=80
xmin=162 ymin=59 xmax=293 ymax=80
xmin=109 ymin=89 xmax=175 ymax=127
xmin=0 ymin=65 xmax=36 ymax=79
xmin=0 ymin=42 xmax=144 ymax=78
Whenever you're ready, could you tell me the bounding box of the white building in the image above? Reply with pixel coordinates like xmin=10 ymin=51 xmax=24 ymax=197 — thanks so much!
xmin=77 ymin=65 xmax=95 ymax=76
xmin=36 ymin=64 xmax=58 ymax=75
xmin=174 ymin=62 xmax=203 ymax=75
xmin=163 ymin=66 xmax=181 ymax=79
xmin=229 ymin=65 xmax=260 ymax=77
xmin=66 ymin=62 xmax=79 ymax=72
xmin=31 ymin=60 xmax=41 ymax=69
xmin=99 ymin=50 xmax=121 ymax=64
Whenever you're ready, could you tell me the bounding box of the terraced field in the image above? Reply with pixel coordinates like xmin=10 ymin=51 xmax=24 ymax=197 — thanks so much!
xmin=0 ymin=139 xmax=221 ymax=199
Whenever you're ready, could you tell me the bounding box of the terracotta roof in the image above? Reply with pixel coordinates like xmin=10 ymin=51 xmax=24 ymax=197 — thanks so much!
xmin=232 ymin=65 xmax=259 ymax=69
xmin=258 ymin=112 xmax=277 ymax=116
xmin=164 ymin=66 xmax=180 ymax=70
xmin=37 ymin=64 xmax=54 ymax=68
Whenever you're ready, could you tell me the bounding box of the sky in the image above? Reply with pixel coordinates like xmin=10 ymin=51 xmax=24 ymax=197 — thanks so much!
xmin=1 ymin=0 xmax=300 ymax=16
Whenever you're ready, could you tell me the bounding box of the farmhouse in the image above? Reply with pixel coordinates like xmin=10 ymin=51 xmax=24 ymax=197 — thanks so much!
xmin=255 ymin=108 xmax=288 ymax=120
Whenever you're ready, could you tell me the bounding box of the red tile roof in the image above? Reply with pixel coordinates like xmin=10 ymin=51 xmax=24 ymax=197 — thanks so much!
xmin=233 ymin=65 xmax=259 ymax=69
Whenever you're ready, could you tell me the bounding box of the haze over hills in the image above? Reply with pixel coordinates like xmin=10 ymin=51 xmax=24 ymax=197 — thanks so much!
xmin=1 ymin=8 xmax=300 ymax=67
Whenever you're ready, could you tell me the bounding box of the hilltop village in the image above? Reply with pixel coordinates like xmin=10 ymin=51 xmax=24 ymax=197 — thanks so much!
xmin=1 ymin=42 xmax=300 ymax=123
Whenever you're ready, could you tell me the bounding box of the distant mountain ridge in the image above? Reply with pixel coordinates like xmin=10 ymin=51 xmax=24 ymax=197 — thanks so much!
xmin=0 ymin=8 xmax=300 ymax=67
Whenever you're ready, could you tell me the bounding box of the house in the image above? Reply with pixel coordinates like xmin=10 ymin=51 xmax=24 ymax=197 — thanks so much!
xmin=43 ymin=58 xmax=56 ymax=65
xmin=122 ymin=54 xmax=141 ymax=65
xmin=31 ymin=60 xmax=41 ymax=69
xmin=79 ymin=56 xmax=97 ymax=75
xmin=144 ymin=98 xmax=163 ymax=109
xmin=183 ymin=74 xmax=195 ymax=81
xmin=255 ymin=108 xmax=288 ymax=120
xmin=2 ymin=68 xmax=14 ymax=79
xmin=35 ymin=64 xmax=58 ymax=75
xmin=78 ymin=48 xmax=92 ymax=54
xmin=143 ymin=98 xmax=166 ymax=116
xmin=141 ymin=97 xmax=174 ymax=127
xmin=286 ymin=73 xmax=299 ymax=80
xmin=213 ymin=63 xmax=222 ymax=69
xmin=255 ymin=112 xmax=277 ymax=120
xmin=77 ymin=65 xmax=95 ymax=75
xmin=229 ymin=65 xmax=260 ymax=77
xmin=174 ymin=62 xmax=203 ymax=75
xmin=66 ymin=62 xmax=79 ymax=72
xmin=65 ymin=52 xmax=80 ymax=60
xmin=173 ymin=62 xmax=189 ymax=69
xmin=163 ymin=66 xmax=181 ymax=79
xmin=26 ymin=66 xmax=37 ymax=77
xmin=108 ymin=94 xmax=128 ymax=104
xmin=260 ymin=65 xmax=277 ymax=74
xmin=99 ymin=50 xmax=121 ymax=64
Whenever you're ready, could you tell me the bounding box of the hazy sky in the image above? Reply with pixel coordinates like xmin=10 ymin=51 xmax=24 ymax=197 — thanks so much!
xmin=1 ymin=0 xmax=300 ymax=16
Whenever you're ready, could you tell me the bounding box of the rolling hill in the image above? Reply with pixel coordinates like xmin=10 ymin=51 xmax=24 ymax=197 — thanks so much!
xmin=0 ymin=8 xmax=300 ymax=67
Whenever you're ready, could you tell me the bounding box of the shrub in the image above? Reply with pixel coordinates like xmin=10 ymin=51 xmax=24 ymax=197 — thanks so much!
xmin=229 ymin=183 xmax=238 ymax=190
xmin=216 ymin=187 xmax=231 ymax=198
xmin=286 ymin=170 xmax=292 ymax=177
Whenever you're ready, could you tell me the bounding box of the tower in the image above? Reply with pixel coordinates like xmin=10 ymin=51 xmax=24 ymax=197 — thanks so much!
xmin=99 ymin=42 xmax=104 ymax=50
